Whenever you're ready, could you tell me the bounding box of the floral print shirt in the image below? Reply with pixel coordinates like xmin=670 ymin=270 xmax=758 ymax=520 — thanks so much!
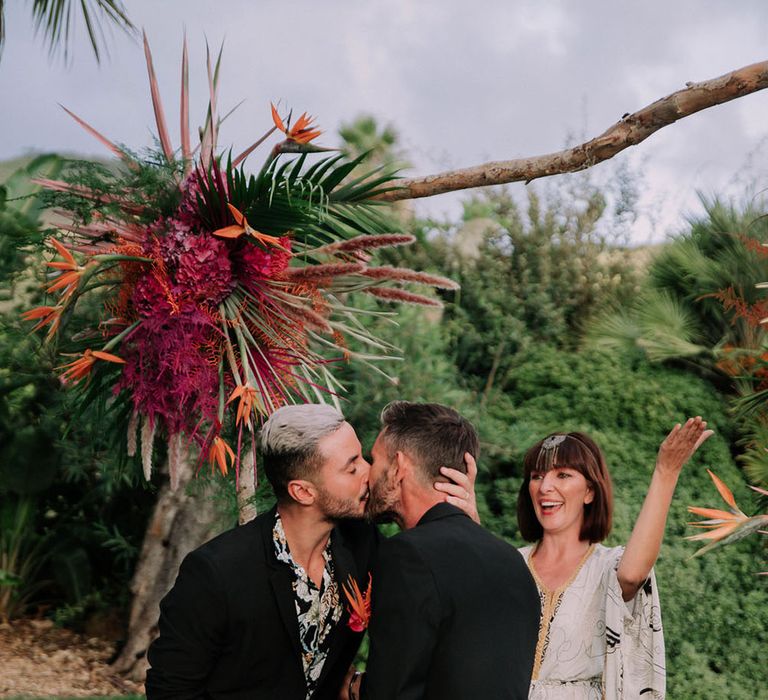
xmin=273 ymin=513 xmax=343 ymax=699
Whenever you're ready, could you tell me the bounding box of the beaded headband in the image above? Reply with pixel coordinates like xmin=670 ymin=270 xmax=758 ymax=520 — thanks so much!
xmin=535 ymin=433 xmax=568 ymax=472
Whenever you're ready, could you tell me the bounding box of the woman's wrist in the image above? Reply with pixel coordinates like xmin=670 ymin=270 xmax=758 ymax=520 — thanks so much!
xmin=653 ymin=462 xmax=681 ymax=482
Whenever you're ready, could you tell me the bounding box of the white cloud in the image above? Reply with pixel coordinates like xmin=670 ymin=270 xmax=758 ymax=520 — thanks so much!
xmin=2 ymin=0 xmax=767 ymax=242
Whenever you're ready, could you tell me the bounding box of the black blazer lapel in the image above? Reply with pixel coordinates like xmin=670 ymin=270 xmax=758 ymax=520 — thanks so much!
xmin=331 ymin=526 xmax=359 ymax=588
xmin=269 ymin=565 xmax=303 ymax=662
xmin=260 ymin=507 xmax=303 ymax=663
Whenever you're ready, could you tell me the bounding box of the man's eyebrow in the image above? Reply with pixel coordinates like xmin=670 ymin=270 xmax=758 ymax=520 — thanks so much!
xmin=344 ymin=453 xmax=359 ymax=467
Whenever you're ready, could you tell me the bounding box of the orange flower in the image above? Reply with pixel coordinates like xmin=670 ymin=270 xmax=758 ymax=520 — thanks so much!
xmin=59 ymin=349 xmax=125 ymax=384
xmin=21 ymin=305 xmax=63 ymax=339
xmin=227 ymin=382 xmax=259 ymax=427
xmin=46 ymin=238 xmax=90 ymax=301
xmin=271 ymin=103 xmax=322 ymax=144
xmin=213 ymin=203 xmax=286 ymax=248
xmin=209 ymin=435 xmax=235 ymax=476
xmin=342 ymin=573 xmax=372 ymax=632
xmin=686 ymin=469 xmax=768 ymax=559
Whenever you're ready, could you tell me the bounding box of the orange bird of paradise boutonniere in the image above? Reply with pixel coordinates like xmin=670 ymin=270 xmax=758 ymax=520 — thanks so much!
xmin=342 ymin=573 xmax=372 ymax=632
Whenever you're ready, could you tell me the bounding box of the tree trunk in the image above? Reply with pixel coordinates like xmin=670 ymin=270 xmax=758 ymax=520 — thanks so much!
xmin=111 ymin=447 xmax=224 ymax=682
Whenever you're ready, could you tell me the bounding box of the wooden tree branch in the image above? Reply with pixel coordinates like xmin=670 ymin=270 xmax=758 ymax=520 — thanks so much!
xmin=378 ymin=60 xmax=768 ymax=202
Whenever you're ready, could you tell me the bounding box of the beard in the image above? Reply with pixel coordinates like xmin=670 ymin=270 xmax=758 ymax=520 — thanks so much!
xmin=365 ymin=466 xmax=400 ymax=523
xmin=315 ymin=486 xmax=366 ymax=521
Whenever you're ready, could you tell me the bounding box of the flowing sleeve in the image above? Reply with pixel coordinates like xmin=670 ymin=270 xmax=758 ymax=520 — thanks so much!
xmin=602 ymin=546 xmax=666 ymax=700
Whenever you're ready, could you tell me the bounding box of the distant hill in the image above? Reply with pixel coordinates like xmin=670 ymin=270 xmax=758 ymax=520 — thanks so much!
xmin=0 ymin=152 xmax=114 ymax=183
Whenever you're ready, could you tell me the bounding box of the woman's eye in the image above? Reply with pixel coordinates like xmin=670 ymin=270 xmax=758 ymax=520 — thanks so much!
xmin=558 ymin=472 xmax=570 ymax=478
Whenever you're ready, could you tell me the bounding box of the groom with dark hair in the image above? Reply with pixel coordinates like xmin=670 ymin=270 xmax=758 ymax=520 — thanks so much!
xmin=351 ymin=401 xmax=540 ymax=700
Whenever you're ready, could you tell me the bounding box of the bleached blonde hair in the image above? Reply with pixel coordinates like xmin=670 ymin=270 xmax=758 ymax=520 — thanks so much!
xmin=259 ymin=404 xmax=346 ymax=501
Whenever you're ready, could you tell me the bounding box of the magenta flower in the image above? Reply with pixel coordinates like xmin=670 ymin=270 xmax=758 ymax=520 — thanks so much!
xmin=175 ymin=234 xmax=235 ymax=304
xmin=235 ymin=237 xmax=291 ymax=283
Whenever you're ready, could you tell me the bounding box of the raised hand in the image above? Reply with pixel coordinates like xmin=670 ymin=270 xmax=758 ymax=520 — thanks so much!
xmin=656 ymin=416 xmax=714 ymax=477
xmin=434 ymin=452 xmax=480 ymax=524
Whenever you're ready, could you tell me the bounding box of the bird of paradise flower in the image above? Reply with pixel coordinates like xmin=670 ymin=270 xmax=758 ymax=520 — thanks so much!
xmin=342 ymin=574 xmax=372 ymax=632
xmin=687 ymin=469 xmax=768 ymax=573
xmin=22 ymin=31 xmax=459 ymax=495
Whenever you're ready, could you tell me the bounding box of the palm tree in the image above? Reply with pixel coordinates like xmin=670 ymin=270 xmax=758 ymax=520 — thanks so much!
xmin=586 ymin=196 xmax=768 ymax=490
xmin=0 ymin=0 xmax=135 ymax=63
xmin=339 ymin=114 xmax=407 ymax=169
xmin=586 ymin=196 xmax=768 ymax=378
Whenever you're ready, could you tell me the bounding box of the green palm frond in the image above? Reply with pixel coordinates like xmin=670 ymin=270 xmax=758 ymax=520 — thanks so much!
xmin=0 ymin=1 xmax=5 ymax=54
xmin=584 ymin=291 xmax=709 ymax=362
xmin=199 ymin=152 xmax=402 ymax=247
xmin=636 ymin=291 xmax=711 ymax=362
xmin=733 ymin=387 xmax=768 ymax=418
xmin=736 ymin=417 xmax=768 ymax=493
xmin=582 ymin=309 xmax=642 ymax=354
xmin=29 ymin=0 xmax=136 ymax=63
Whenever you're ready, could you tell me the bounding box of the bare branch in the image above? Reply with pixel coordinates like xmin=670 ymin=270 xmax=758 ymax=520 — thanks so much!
xmin=379 ymin=60 xmax=768 ymax=202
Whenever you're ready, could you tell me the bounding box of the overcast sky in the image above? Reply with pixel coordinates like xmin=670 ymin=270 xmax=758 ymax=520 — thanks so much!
xmin=2 ymin=0 xmax=767 ymax=243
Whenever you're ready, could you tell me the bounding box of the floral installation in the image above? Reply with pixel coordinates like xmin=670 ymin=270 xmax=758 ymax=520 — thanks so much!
xmin=342 ymin=573 xmax=372 ymax=632
xmin=23 ymin=33 xmax=457 ymax=490
xmin=687 ymin=469 xmax=768 ymax=572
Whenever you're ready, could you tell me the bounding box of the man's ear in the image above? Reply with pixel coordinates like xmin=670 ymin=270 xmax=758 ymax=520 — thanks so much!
xmin=393 ymin=451 xmax=412 ymax=483
xmin=286 ymin=479 xmax=318 ymax=506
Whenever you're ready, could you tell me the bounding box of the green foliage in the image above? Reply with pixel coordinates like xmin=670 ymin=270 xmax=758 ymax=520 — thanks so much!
xmin=0 ymin=160 xmax=155 ymax=623
xmin=341 ymin=301 xmax=475 ymax=452
xmin=0 ymin=496 xmax=51 ymax=620
xmin=435 ymin=187 xmax=640 ymax=389
xmin=476 ymin=346 xmax=766 ymax=698
xmin=0 ymin=153 xmax=62 ymax=283
xmin=586 ymin=196 xmax=768 ymax=374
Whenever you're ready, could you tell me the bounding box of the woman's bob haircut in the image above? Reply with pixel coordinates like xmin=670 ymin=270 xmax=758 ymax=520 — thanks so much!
xmin=517 ymin=431 xmax=614 ymax=543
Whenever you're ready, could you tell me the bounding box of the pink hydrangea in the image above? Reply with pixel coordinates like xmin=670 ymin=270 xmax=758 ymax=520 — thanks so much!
xmin=175 ymin=233 xmax=235 ymax=304
xmin=235 ymin=237 xmax=292 ymax=285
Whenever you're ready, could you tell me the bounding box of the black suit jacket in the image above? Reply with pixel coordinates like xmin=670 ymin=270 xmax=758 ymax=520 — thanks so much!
xmin=145 ymin=506 xmax=379 ymax=700
xmin=362 ymin=503 xmax=540 ymax=700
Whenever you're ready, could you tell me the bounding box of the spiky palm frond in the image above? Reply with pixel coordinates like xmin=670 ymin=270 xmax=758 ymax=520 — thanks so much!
xmin=735 ymin=414 xmax=768 ymax=495
xmin=0 ymin=1 xmax=5 ymax=56
xmin=585 ymin=290 xmax=710 ymax=363
xmin=24 ymin=0 xmax=136 ymax=63
xmin=24 ymin=39 xmax=453 ymax=488
xmin=197 ymin=151 xmax=402 ymax=248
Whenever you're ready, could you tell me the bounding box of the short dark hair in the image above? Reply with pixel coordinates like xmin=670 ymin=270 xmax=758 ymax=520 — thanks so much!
xmin=378 ymin=401 xmax=479 ymax=483
xmin=259 ymin=404 xmax=345 ymax=502
xmin=517 ymin=432 xmax=613 ymax=543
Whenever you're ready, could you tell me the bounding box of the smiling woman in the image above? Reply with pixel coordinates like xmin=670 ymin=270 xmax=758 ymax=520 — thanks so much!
xmin=516 ymin=419 xmax=712 ymax=700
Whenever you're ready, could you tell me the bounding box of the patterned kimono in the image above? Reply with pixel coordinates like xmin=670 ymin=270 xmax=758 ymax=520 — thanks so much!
xmin=519 ymin=544 xmax=665 ymax=699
